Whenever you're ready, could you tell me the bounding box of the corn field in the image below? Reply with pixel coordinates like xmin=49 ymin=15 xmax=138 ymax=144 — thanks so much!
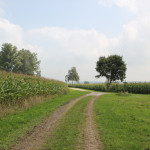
xmin=69 ymin=83 xmax=150 ymax=94
xmin=0 ymin=71 xmax=68 ymax=104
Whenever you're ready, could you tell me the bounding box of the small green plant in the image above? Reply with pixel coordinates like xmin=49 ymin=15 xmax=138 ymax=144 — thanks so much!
xmin=116 ymin=92 xmax=131 ymax=96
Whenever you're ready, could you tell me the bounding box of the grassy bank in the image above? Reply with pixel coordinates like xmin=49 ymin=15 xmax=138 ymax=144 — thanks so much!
xmin=94 ymin=94 xmax=150 ymax=150
xmin=0 ymin=90 xmax=89 ymax=150
xmin=42 ymin=96 xmax=93 ymax=150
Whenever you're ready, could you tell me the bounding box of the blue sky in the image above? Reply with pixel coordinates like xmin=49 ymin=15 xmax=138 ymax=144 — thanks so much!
xmin=0 ymin=0 xmax=150 ymax=82
xmin=3 ymin=0 xmax=134 ymax=36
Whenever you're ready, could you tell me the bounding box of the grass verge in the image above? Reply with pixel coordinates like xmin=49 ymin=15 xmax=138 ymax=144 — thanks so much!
xmin=94 ymin=93 xmax=150 ymax=150
xmin=41 ymin=96 xmax=94 ymax=150
xmin=0 ymin=90 xmax=89 ymax=150
xmin=0 ymin=88 xmax=69 ymax=118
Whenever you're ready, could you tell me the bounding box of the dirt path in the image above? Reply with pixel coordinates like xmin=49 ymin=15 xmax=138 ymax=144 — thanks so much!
xmin=11 ymin=94 xmax=89 ymax=150
xmin=84 ymin=94 xmax=103 ymax=150
xmin=71 ymin=88 xmax=104 ymax=150
xmin=11 ymin=88 xmax=104 ymax=150
xmin=70 ymin=87 xmax=89 ymax=91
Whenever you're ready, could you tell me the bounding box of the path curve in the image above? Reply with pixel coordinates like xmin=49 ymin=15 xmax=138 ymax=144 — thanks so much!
xmin=11 ymin=94 xmax=89 ymax=150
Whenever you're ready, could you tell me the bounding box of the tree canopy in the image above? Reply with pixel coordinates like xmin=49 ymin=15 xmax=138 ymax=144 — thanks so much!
xmin=0 ymin=43 xmax=17 ymax=72
xmin=66 ymin=67 xmax=80 ymax=84
xmin=0 ymin=43 xmax=41 ymax=76
xmin=95 ymin=55 xmax=127 ymax=89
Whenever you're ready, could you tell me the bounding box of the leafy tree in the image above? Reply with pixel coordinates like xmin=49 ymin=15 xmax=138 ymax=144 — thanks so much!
xmin=66 ymin=67 xmax=80 ymax=84
xmin=95 ymin=55 xmax=127 ymax=90
xmin=0 ymin=43 xmax=18 ymax=72
xmin=0 ymin=43 xmax=41 ymax=76
xmin=14 ymin=49 xmax=41 ymax=76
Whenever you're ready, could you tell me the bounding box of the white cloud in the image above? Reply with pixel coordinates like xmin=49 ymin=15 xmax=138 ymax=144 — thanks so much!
xmin=28 ymin=27 xmax=110 ymax=80
xmin=0 ymin=18 xmax=24 ymax=47
xmin=0 ymin=0 xmax=150 ymax=81
xmin=97 ymin=0 xmax=150 ymax=81
xmin=99 ymin=0 xmax=150 ymax=17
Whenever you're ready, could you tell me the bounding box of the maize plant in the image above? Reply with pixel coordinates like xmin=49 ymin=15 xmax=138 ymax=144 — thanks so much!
xmin=69 ymin=82 xmax=150 ymax=94
xmin=0 ymin=71 xmax=68 ymax=104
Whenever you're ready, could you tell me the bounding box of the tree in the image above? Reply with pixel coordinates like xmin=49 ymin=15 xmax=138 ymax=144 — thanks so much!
xmin=14 ymin=49 xmax=41 ymax=76
xmin=65 ymin=75 xmax=69 ymax=83
xmin=0 ymin=43 xmax=41 ymax=76
xmin=95 ymin=55 xmax=127 ymax=90
xmin=0 ymin=43 xmax=18 ymax=72
xmin=66 ymin=67 xmax=80 ymax=84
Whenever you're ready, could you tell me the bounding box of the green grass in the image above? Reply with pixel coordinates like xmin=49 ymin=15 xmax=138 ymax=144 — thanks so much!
xmin=42 ymin=96 xmax=93 ymax=150
xmin=94 ymin=93 xmax=150 ymax=150
xmin=0 ymin=90 xmax=89 ymax=150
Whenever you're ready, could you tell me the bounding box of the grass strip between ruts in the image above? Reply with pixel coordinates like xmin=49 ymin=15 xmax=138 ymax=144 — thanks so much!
xmin=0 ymin=90 xmax=89 ymax=150
xmin=94 ymin=93 xmax=150 ymax=150
xmin=41 ymin=96 xmax=94 ymax=150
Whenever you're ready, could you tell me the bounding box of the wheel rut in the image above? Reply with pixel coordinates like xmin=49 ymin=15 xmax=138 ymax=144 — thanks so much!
xmin=10 ymin=94 xmax=89 ymax=150
xmin=84 ymin=94 xmax=103 ymax=150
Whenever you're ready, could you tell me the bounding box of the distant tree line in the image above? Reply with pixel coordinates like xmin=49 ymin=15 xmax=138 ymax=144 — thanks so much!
xmin=0 ymin=43 xmax=41 ymax=76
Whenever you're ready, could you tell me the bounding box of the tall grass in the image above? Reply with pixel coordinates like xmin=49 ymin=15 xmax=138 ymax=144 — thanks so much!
xmin=0 ymin=71 xmax=68 ymax=105
xmin=69 ymin=82 xmax=150 ymax=94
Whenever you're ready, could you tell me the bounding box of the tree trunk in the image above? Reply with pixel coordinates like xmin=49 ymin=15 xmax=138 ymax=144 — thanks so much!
xmin=106 ymin=78 xmax=111 ymax=91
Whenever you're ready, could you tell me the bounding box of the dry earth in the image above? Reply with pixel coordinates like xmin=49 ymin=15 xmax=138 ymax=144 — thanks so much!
xmin=84 ymin=94 xmax=104 ymax=150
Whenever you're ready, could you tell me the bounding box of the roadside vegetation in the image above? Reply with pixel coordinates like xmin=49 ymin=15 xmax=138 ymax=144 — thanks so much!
xmin=69 ymin=82 xmax=150 ymax=94
xmin=94 ymin=93 xmax=150 ymax=150
xmin=0 ymin=71 xmax=68 ymax=105
xmin=0 ymin=90 xmax=89 ymax=149
xmin=42 ymin=96 xmax=93 ymax=150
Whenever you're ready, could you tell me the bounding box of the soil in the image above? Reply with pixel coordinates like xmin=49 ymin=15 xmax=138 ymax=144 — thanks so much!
xmin=84 ymin=95 xmax=104 ymax=150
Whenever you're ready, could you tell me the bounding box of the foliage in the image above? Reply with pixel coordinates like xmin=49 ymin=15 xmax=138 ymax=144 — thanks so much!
xmin=65 ymin=67 xmax=80 ymax=84
xmin=94 ymin=94 xmax=150 ymax=150
xmin=69 ymin=82 xmax=150 ymax=94
xmin=0 ymin=43 xmax=17 ymax=72
xmin=0 ymin=43 xmax=41 ymax=76
xmin=95 ymin=55 xmax=126 ymax=89
xmin=14 ymin=49 xmax=41 ymax=76
xmin=0 ymin=71 xmax=68 ymax=104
